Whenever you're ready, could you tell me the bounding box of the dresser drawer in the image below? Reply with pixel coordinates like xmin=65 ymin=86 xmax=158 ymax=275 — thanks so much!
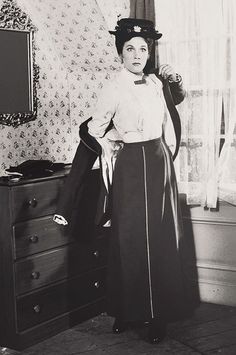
xmin=15 ymin=238 xmax=108 ymax=295
xmin=11 ymin=178 xmax=65 ymax=222
xmin=16 ymin=268 xmax=107 ymax=331
xmin=13 ymin=216 xmax=75 ymax=259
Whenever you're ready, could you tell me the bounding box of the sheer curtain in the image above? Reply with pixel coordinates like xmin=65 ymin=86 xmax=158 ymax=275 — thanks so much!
xmin=155 ymin=0 xmax=236 ymax=207
xmin=218 ymin=1 xmax=236 ymax=205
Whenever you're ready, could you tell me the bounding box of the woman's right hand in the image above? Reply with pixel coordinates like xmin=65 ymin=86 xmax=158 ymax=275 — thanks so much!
xmin=158 ymin=64 xmax=178 ymax=81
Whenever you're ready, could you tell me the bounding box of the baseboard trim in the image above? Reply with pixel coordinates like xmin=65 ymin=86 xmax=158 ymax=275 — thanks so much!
xmin=198 ymin=281 xmax=236 ymax=307
xmin=197 ymin=262 xmax=236 ymax=273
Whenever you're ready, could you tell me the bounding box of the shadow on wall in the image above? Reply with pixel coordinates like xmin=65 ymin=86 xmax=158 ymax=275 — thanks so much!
xmin=180 ymin=193 xmax=201 ymax=315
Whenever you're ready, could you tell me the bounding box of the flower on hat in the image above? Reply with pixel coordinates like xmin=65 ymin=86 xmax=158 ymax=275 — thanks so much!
xmin=133 ymin=26 xmax=141 ymax=33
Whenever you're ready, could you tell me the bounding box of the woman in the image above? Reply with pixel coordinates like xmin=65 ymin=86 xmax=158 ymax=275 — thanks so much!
xmin=87 ymin=18 xmax=187 ymax=344
xmin=55 ymin=17 xmax=187 ymax=345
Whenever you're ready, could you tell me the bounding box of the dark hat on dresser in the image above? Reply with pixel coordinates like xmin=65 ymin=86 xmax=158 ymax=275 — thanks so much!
xmin=109 ymin=18 xmax=162 ymax=41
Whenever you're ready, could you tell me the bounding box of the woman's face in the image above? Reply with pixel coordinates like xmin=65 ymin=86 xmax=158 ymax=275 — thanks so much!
xmin=121 ymin=36 xmax=149 ymax=75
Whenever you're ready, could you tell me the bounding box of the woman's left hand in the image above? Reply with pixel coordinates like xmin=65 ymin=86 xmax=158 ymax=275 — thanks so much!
xmin=158 ymin=64 xmax=177 ymax=81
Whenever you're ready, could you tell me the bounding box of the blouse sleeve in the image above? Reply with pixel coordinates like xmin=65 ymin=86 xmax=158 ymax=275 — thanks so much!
xmin=88 ymin=80 xmax=117 ymax=138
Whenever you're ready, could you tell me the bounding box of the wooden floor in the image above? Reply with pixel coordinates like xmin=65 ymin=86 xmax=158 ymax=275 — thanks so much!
xmin=1 ymin=302 xmax=236 ymax=354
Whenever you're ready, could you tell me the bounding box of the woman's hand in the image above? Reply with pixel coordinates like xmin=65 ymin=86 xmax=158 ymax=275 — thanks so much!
xmin=158 ymin=64 xmax=178 ymax=82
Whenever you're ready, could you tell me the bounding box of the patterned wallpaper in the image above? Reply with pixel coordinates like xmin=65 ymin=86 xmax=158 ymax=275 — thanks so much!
xmin=0 ymin=0 xmax=129 ymax=173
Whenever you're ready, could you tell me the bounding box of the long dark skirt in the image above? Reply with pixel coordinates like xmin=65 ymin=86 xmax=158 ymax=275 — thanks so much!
xmin=106 ymin=137 xmax=187 ymax=323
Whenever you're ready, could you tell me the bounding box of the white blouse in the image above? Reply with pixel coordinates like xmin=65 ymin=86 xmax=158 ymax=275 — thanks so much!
xmin=88 ymin=67 xmax=166 ymax=143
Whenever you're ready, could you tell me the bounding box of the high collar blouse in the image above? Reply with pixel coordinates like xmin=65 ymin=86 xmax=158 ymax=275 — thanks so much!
xmin=88 ymin=67 xmax=166 ymax=143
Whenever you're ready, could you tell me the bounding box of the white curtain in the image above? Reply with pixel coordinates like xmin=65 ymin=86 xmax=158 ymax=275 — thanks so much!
xmin=155 ymin=0 xmax=236 ymax=207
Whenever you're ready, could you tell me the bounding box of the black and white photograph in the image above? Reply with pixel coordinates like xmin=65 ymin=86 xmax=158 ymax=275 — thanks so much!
xmin=0 ymin=0 xmax=235 ymax=354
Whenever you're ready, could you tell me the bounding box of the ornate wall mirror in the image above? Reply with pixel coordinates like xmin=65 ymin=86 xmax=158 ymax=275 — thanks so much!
xmin=0 ymin=0 xmax=39 ymax=127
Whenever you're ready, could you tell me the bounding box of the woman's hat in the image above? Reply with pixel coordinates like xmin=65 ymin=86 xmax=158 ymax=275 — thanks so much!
xmin=109 ymin=18 xmax=162 ymax=41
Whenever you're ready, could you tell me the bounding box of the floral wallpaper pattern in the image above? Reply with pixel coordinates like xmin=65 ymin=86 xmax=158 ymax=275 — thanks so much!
xmin=0 ymin=0 xmax=129 ymax=173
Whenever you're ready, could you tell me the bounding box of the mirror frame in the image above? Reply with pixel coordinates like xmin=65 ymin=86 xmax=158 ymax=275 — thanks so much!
xmin=0 ymin=0 xmax=39 ymax=127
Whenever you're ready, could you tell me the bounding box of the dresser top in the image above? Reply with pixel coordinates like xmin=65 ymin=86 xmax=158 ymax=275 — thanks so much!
xmin=0 ymin=165 xmax=71 ymax=186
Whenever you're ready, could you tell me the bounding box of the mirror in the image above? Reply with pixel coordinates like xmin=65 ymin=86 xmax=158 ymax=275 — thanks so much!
xmin=0 ymin=0 xmax=39 ymax=127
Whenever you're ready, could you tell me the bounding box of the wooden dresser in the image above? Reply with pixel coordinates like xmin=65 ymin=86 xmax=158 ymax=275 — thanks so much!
xmin=0 ymin=167 xmax=109 ymax=350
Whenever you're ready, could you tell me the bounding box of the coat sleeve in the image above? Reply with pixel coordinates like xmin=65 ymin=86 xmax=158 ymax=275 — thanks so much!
xmin=168 ymin=77 xmax=186 ymax=105
xmin=55 ymin=141 xmax=98 ymax=224
xmin=151 ymin=69 xmax=186 ymax=106
xmin=162 ymin=79 xmax=183 ymax=161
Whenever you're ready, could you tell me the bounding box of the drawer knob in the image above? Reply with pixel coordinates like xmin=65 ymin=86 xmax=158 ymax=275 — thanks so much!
xmin=33 ymin=304 xmax=41 ymax=313
xmin=28 ymin=198 xmax=38 ymax=208
xmin=29 ymin=235 xmax=39 ymax=243
xmin=31 ymin=271 xmax=40 ymax=280
xmin=93 ymin=250 xmax=99 ymax=258
xmin=94 ymin=281 xmax=100 ymax=289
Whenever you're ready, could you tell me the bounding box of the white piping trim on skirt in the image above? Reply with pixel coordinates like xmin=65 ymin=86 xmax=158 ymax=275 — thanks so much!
xmin=142 ymin=146 xmax=154 ymax=319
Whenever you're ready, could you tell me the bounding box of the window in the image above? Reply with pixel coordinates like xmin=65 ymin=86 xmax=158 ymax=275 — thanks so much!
xmin=155 ymin=0 xmax=236 ymax=207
